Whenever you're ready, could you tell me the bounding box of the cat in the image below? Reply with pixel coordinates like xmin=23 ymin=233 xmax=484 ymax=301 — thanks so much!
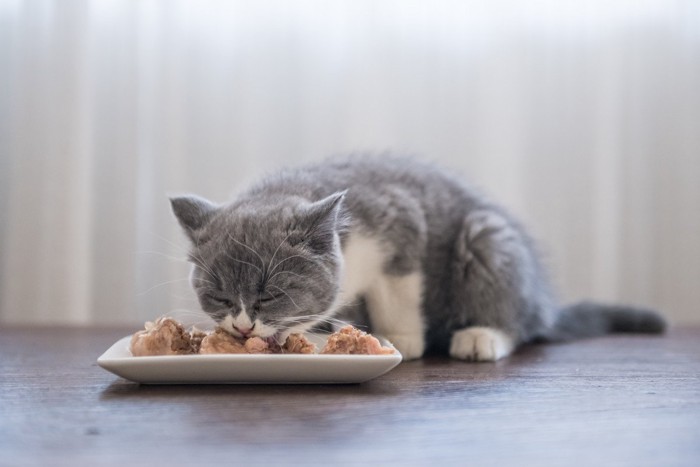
xmin=170 ymin=154 xmax=665 ymax=361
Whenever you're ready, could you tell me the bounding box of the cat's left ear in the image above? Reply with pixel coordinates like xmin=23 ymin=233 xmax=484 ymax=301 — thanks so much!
xmin=170 ymin=194 xmax=219 ymax=243
xmin=304 ymin=190 xmax=347 ymax=231
xmin=296 ymin=191 xmax=348 ymax=253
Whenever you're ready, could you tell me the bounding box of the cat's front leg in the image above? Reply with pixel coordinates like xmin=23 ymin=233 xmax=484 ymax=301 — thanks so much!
xmin=364 ymin=272 xmax=425 ymax=360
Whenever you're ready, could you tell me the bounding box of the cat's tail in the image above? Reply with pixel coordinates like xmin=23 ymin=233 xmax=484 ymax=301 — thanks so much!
xmin=542 ymin=301 xmax=666 ymax=341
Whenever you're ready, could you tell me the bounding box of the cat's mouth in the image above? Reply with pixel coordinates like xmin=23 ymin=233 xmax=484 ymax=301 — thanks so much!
xmin=221 ymin=321 xmax=312 ymax=346
xmin=229 ymin=327 xmax=280 ymax=341
xmin=222 ymin=327 xmax=284 ymax=347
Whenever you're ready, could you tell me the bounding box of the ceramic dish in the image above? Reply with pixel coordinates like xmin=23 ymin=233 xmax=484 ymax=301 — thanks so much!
xmin=97 ymin=333 xmax=402 ymax=384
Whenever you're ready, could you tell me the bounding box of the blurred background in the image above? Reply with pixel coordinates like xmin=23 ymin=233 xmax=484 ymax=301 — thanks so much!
xmin=1 ymin=0 xmax=699 ymax=326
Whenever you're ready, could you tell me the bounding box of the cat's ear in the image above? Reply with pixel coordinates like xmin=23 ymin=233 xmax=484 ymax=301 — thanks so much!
xmin=296 ymin=191 xmax=348 ymax=253
xmin=170 ymin=195 xmax=219 ymax=242
xmin=304 ymin=190 xmax=347 ymax=230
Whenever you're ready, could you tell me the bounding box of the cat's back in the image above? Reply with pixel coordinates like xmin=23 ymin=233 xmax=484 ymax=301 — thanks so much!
xmin=248 ymin=154 xmax=480 ymax=217
xmin=294 ymin=154 xmax=463 ymax=194
xmin=241 ymin=155 xmax=495 ymax=254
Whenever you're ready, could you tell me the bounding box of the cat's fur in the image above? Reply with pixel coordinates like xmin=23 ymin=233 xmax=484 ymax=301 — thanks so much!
xmin=170 ymin=155 xmax=665 ymax=361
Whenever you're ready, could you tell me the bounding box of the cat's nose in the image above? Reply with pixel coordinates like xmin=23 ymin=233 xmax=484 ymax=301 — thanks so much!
xmin=234 ymin=325 xmax=252 ymax=337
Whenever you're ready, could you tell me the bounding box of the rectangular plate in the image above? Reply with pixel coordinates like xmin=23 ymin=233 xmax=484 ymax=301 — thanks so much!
xmin=97 ymin=333 xmax=402 ymax=384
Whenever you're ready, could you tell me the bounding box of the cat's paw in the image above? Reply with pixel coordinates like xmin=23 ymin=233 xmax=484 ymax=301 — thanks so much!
xmin=385 ymin=333 xmax=425 ymax=361
xmin=449 ymin=327 xmax=514 ymax=362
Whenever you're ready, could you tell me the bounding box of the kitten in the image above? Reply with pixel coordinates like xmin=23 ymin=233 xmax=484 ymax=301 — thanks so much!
xmin=170 ymin=155 xmax=665 ymax=361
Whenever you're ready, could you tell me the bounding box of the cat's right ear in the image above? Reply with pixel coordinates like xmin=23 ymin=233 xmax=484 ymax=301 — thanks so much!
xmin=169 ymin=195 xmax=218 ymax=242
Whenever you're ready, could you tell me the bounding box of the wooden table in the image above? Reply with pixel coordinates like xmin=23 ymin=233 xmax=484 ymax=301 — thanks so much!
xmin=1 ymin=326 xmax=698 ymax=466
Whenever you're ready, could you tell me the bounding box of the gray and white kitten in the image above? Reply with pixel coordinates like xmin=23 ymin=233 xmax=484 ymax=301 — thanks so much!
xmin=170 ymin=155 xmax=665 ymax=361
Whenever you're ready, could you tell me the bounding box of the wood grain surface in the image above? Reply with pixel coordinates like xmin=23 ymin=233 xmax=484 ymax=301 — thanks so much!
xmin=1 ymin=326 xmax=698 ymax=466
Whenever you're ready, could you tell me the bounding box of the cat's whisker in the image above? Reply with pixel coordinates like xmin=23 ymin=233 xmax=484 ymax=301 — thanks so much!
xmin=267 ymin=284 xmax=302 ymax=311
xmin=169 ymin=295 xmax=200 ymax=302
xmin=266 ymin=231 xmax=293 ymax=280
xmin=147 ymin=231 xmax=190 ymax=256
xmin=194 ymin=257 xmax=218 ymax=279
xmin=267 ymin=254 xmax=316 ymax=277
xmin=172 ymin=312 xmax=206 ymax=317
xmin=171 ymin=319 xmax=216 ymax=327
xmin=330 ymin=289 xmax=363 ymax=309
xmin=271 ymin=314 xmax=352 ymax=329
xmin=144 ymin=282 xmax=215 ymax=299
xmin=136 ymin=278 xmax=194 ymax=296
xmin=186 ymin=276 xmax=216 ymax=285
xmin=136 ymin=250 xmax=189 ymax=263
xmin=190 ymin=236 xmax=222 ymax=281
xmin=189 ymin=256 xmax=220 ymax=283
xmin=274 ymin=313 xmax=340 ymax=324
xmin=223 ymin=251 xmax=263 ymax=274
xmin=228 ymin=233 xmax=266 ymax=273
xmin=282 ymin=322 xmax=315 ymax=337
xmin=166 ymin=308 xmax=208 ymax=315
xmin=278 ymin=315 xmax=356 ymax=337
xmin=167 ymin=293 xmax=202 ymax=303
xmin=167 ymin=309 xmax=210 ymax=321
xmin=268 ymin=332 xmax=287 ymax=347
xmin=266 ymin=269 xmax=307 ymax=283
xmin=165 ymin=309 xmax=216 ymax=323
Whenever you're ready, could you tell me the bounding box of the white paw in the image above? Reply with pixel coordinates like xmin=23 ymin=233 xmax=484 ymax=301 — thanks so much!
xmin=449 ymin=327 xmax=514 ymax=362
xmin=385 ymin=334 xmax=425 ymax=361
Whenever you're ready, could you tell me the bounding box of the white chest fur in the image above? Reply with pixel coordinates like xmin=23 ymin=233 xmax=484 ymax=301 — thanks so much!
xmin=335 ymin=233 xmax=426 ymax=360
xmin=337 ymin=233 xmax=386 ymax=303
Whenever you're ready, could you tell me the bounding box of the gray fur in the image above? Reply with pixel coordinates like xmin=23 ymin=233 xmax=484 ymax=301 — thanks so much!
xmin=171 ymin=154 xmax=665 ymax=355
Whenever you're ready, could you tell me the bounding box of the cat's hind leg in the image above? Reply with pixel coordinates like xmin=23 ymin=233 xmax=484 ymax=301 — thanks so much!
xmin=365 ymin=272 xmax=425 ymax=360
xmin=448 ymin=209 xmax=552 ymax=362
xmin=449 ymin=326 xmax=514 ymax=361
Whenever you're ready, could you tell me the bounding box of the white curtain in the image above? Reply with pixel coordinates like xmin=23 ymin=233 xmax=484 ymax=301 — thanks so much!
xmin=1 ymin=0 xmax=699 ymax=325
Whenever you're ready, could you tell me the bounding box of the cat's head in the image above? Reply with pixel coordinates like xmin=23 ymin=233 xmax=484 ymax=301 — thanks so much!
xmin=170 ymin=191 xmax=348 ymax=343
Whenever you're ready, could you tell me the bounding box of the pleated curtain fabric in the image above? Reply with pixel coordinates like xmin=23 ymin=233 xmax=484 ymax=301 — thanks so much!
xmin=1 ymin=1 xmax=699 ymax=325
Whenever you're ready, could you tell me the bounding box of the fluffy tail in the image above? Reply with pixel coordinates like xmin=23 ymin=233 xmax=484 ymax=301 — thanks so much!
xmin=543 ymin=301 xmax=666 ymax=342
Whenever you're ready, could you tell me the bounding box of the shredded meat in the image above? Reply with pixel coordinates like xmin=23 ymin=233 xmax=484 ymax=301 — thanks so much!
xmin=321 ymin=325 xmax=395 ymax=355
xmin=199 ymin=328 xmax=248 ymax=354
xmin=188 ymin=328 xmax=208 ymax=354
xmin=244 ymin=336 xmax=271 ymax=354
xmin=283 ymin=333 xmax=317 ymax=354
xmin=130 ymin=318 xmax=392 ymax=356
xmin=129 ymin=317 xmax=195 ymax=356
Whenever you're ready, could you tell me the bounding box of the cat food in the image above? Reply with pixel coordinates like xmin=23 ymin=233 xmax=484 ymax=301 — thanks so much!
xmin=189 ymin=328 xmax=208 ymax=354
xmin=198 ymin=328 xmax=251 ymax=354
xmin=129 ymin=318 xmax=318 ymax=356
xmin=321 ymin=325 xmax=395 ymax=355
xmin=129 ymin=317 xmax=197 ymax=356
xmin=284 ymin=333 xmax=317 ymax=354
xmin=129 ymin=318 xmax=391 ymax=356
xmin=198 ymin=328 xmax=281 ymax=354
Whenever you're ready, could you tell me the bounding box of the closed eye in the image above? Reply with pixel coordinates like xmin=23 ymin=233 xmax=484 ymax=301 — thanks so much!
xmin=207 ymin=295 xmax=233 ymax=308
xmin=259 ymin=295 xmax=279 ymax=303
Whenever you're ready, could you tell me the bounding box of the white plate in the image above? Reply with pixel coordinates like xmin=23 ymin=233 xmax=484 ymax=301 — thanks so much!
xmin=97 ymin=333 xmax=402 ymax=384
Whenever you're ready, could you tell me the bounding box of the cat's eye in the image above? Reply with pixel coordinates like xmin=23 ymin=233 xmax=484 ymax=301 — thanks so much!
xmin=254 ymin=294 xmax=281 ymax=311
xmin=208 ymin=295 xmax=233 ymax=308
